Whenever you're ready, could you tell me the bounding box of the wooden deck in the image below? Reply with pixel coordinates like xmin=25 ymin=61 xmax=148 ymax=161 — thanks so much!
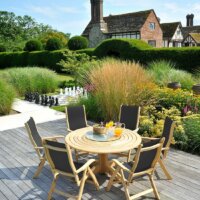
xmin=0 ymin=119 xmax=200 ymax=200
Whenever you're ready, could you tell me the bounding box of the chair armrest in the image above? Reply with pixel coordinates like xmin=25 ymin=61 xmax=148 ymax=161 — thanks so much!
xmin=76 ymin=159 xmax=96 ymax=174
xmin=162 ymin=147 xmax=169 ymax=151
xmin=141 ymin=136 xmax=158 ymax=141
xmin=42 ymin=135 xmax=65 ymax=142
xmin=134 ymin=128 xmax=139 ymax=132
xmin=112 ymin=159 xmax=130 ymax=172
xmin=34 ymin=147 xmax=44 ymax=149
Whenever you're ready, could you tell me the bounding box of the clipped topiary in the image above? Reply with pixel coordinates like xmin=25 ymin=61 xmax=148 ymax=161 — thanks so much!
xmin=0 ymin=44 xmax=6 ymax=52
xmin=68 ymin=36 xmax=88 ymax=50
xmin=94 ymin=38 xmax=152 ymax=59
xmin=45 ymin=37 xmax=62 ymax=51
xmin=24 ymin=40 xmax=42 ymax=52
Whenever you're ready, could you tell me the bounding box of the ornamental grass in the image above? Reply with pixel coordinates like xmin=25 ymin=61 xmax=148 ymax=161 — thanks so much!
xmin=0 ymin=79 xmax=15 ymax=115
xmin=0 ymin=67 xmax=58 ymax=96
xmin=89 ymin=58 xmax=157 ymax=120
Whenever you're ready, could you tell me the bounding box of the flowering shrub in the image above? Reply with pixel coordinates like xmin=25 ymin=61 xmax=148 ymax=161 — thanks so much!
xmin=156 ymin=88 xmax=200 ymax=115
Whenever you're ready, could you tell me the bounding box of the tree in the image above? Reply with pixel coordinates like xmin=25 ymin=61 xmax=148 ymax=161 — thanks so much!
xmin=0 ymin=11 xmax=69 ymax=51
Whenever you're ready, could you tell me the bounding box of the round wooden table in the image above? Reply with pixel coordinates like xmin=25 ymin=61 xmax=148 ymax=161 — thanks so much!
xmin=65 ymin=127 xmax=141 ymax=174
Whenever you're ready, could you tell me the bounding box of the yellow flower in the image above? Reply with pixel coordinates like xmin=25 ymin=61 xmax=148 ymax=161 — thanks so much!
xmin=108 ymin=121 xmax=114 ymax=127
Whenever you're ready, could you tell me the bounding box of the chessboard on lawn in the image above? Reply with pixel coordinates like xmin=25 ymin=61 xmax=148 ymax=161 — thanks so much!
xmin=24 ymin=86 xmax=88 ymax=107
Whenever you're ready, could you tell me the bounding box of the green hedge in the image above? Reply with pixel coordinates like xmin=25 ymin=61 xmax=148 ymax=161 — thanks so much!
xmin=94 ymin=38 xmax=152 ymax=58
xmin=0 ymin=50 xmax=64 ymax=72
xmin=76 ymin=48 xmax=95 ymax=56
xmin=138 ymin=48 xmax=200 ymax=72
xmin=93 ymin=39 xmax=200 ymax=72
xmin=1 ymin=38 xmax=200 ymax=72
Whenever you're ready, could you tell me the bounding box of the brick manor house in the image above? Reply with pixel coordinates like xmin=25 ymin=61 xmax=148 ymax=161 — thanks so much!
xmin=82 ymin=0 xmax=162 ymax=48
xmin=82 ymin=0 xmax=200 ymax=48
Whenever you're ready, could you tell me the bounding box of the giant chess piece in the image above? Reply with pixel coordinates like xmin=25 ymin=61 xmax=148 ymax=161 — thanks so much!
xmin=55 ymin=98 xmax=59 ymax=106
xmin=35 ymin=93 xmax=40 ymax=104
xmin=29 ymin=92 xmax=33 ymax=102
xmin=41 ymin=95 xmax=44 ymax=105
xmin=44 ymin=95 xmax=48 ymax=106
xmin=49 ymin=96 xmax=53 ymax=107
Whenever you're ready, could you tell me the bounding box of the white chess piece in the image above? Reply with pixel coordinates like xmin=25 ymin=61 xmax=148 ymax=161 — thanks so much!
xmin=60 ymin=88 xmax=63 ymax=95
xmin=65 ymin=87 xmax=69 ymax=95
xmin=68 ymin=88 xmax=72 ymax=96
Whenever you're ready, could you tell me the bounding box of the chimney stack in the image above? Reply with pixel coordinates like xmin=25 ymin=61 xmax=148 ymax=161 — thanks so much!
xmin=186 ymin=14 xmax=194 ymax=27
xmin=90 ymin=0 xmax=104 ymax=23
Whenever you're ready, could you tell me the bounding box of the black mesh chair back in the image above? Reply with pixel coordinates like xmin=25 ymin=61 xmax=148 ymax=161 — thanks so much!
xmin=44 ymin=140 xmax=73 ymax=173
xmin=161 ymin=117 xmax=175 ymax=148
xmin=134 ymin=139 xmax=162 ymax=173
xmin=119 ymin=105 xmax=140 ymax=130
xmin=66 ymin=105 xmax=87 ymax=131
xmin=26 ymin=117 xmax=42 ymax=147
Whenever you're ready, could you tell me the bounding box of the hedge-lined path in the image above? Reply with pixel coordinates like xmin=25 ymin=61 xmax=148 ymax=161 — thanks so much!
xmin=0 ymin=118 xmax=200 ymax=200
xmin=0 ymin=99 xmax=65 ymax=131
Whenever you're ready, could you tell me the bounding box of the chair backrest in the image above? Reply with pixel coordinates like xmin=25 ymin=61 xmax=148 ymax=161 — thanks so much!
xmin=130 ymin=138 xmax=164 ymax=176
xmin=25 ymin=117 xmax=42 ymax=148
xmin=65 ymin=105 xmax=87 ymax=131
xmin=119 ymin=105 xmax=140 ymax=130
xmin=161 ymin=117 xmax=175 ymax=148
xmin=43 ymin=139 xmax=77 ymax=176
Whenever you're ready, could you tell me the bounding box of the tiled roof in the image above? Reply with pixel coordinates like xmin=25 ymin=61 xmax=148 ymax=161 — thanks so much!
xmin=160 ymin=22 xmax=181 ymax=38
xmin=182 ymin=26 xmax=200 ymax=38
xmin=189 ymin=33 xmax=200 ymax=43
xmin=82 ymin=9 xmax=153 ymax=36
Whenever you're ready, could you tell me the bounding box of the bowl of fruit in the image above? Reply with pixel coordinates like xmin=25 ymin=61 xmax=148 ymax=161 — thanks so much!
xmin=93 ymin=124 xmax=107 ymax=135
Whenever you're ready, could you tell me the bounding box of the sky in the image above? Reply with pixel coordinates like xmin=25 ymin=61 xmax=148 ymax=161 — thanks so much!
xmin=1 ymin=0 xmax=200 ymax=36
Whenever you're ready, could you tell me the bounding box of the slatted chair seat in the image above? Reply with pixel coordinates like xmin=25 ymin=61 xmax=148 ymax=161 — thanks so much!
xmin=142 ymin=117 xmax=176 ymax=180
xmin=43 ymin=138 xmax=99 ymax=200
xmin=106 ymin=138 xmax=165 ymax=200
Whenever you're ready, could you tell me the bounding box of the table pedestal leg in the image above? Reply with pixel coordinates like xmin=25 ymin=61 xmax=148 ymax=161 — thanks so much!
xmin=94 ymin=154 xmax=112 ymax=174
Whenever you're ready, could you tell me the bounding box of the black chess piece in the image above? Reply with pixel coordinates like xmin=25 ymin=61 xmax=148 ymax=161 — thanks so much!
xmin=35 ymin=93 xmax=40 ymax=104
xmin=29 ymin=92 xmax=33 ymax=102
xmin=49 ymin=98 xmax=53 ymax=107
xmin=51 ymin=97 xmax=55 ymax=105
xmin=44 ymin=95 xmax=48 ymax=106
xmin=55 ymin=98 xmax=59 ymax=106
xmin=41 ymin=95 xmax=44 ymax=105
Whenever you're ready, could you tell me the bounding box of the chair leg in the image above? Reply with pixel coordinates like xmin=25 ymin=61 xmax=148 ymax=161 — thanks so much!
xmin=158 ymin=159 xmax=172 ymax=180
xmin=77 ymin=169 xmax=87 ymax=200
xmin=120 ymin=169 xmax=131 ymax=200
xmin=106 ymin=166 xmax=120 ymax=192
xmin=75 ymin=149 xmax=79 ymax=162
xmin=33 ymin=159 xmax=45 ymax=179
xmin=148 ymin=174 xmax=160 ymax=200
xmin=127 ymin=150 xmax=132 ymax=162
xmin=48 ymin=173 xmax=59 ymax=200
xmin=88 ymin=167 xmax=99 ymax=190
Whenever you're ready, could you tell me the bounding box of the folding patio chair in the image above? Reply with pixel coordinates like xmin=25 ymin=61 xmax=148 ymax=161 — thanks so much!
xmin=65 ymin=105 xmax=90 ymax=161
xmin=142 ymin=116 xmax=176 ymax=180
xmin=25 ymin=117 xmax=64 ymax=178
xmin=43 ymin=138 xmax=99 ymax=200
xmin=106 ymin=138 xmax=165 ymax=200
xmin=114 ymin=105 xmax=140 ymax=161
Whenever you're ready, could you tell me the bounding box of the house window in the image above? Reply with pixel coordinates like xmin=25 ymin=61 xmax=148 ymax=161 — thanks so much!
xmin=111 ymin=32 xmax=140 ymax=39
xmin=149 ymin=22 xmax=155 ymax=30
xmin=148 ymin=40 xmax=156 ymax=47
xmin=177 ymin=30 xmax=181 ymax=35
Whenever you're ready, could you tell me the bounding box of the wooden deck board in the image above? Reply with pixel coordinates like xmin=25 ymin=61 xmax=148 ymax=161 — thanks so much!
xmin=0 ymin=119 xmax=199 ymax=200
